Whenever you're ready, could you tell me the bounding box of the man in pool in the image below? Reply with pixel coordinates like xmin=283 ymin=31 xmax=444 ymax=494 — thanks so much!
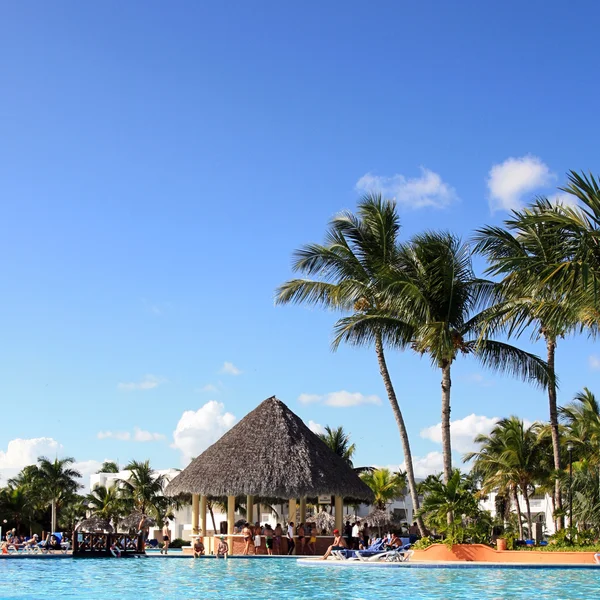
xmin=193 ymin=536 xmax=205 ymax=557
xmin=321 ymin=529 xmax=346 ymax=560
xmin=216 ymin=535 xmax=228 ymax=559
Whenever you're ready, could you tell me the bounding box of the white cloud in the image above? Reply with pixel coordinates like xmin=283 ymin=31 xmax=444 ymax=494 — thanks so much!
xmin=459 ymin=373 xmax=494 ymax=387
xmin=172 ymin=400 xmax=236 ymax=463
xmin=220 ymin=362 xmax=242 ymax=376
xmin=117 ymin=374 xmax=165 ymax=391
xmin=420 ymin=413 xmax=500 ymax=454
xmin=548 ymin=192 xmax=578 ymax=208
xmin=308 ymin=420 xmax=326 ymax=436
xmin=487 ymin=155 xmax=555 ymax=212
xmin=385 ymin=451 xmax=445 ymax=479
xmin=73 ymin=459 xmax=104 ymax=492
xmin=97 ymin=428 xmax=165 ymax=442
xmin=298 ymin=390 xmax=381 ymax=407
xmin=198 ymin=384 xmax=219 ymax=393
xmin=0 ymin=437 xmax=63 ymax=486
xmin=298 ymin=393 xmax=322 ymax=404
xmin=97 ymin=431 xmax=131 ymax=441
xmin=356 ymin=167 xmax=459 ymax=209
xmin=133 ymin=427 xmax=166 ymax=442
xmin=589 ymin=355 xmax=600 ymax=371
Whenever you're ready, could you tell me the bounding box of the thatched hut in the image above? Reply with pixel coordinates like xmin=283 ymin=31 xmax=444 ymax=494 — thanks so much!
xmin=166 ymin=396 xmax=373 ymax=541
xmin=75 ymin=517 xmax=114 ymax=533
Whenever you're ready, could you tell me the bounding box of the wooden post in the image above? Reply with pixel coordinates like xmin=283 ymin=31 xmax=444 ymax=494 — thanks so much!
xmin=200 ymin=495 xmax=207 ymax=541
xmin=288 ymin=498 xmax=297 ymax=524
xmin=300 ymin=497 xmax=307 ymax=524
xmin=246 ymin=495 xmax=254 ymax=524
xmin=192 ymin=494 xmax=200 ymax=535
xmin=227 ymin=495 xmax=235 ymax=555
xmin=334 ymin=496 xmax=343 ymax=533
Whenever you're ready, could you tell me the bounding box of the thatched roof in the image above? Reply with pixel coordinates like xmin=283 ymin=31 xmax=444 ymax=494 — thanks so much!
xmin=306 ymin=511 xmax=335 ymax=533
xmin=166 ymin=396 xmax=374 ymax=502
xmin=76 ymin=517 xmax=113 ymax=533
xmin=364 ymin=509 xmax=391 ymax=529
xmin=119 ymin=512 xmax=156 ymax=531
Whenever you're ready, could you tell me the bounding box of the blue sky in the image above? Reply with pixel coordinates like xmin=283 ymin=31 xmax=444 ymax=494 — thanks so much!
xmin=1 ymin=1 xmax=600 ymax=486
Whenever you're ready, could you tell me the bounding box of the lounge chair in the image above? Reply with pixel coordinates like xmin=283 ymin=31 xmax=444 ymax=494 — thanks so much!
xmin=331 ymin=539 xmax=386 ymax=560
xmin=361 ymin=544 xmax=413 ymax=562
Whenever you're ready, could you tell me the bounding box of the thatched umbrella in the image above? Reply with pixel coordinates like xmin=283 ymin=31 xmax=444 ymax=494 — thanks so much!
xmin=165 ymin=396 xmax=374 ymax=502
xmin=364 ymin=509 xmax=391 ymax=534
xmin=76 ymin=517 xmax=114 ymax=533
xmin=306 ymin=511 xmax=335 ymax=534
xmin=119 ymin=512 xmax=156 ymax=532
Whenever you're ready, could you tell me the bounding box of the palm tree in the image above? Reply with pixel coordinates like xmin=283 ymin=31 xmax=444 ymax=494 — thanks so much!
xmin=416 ymin=469 xmax=480 ymax=540
xmin=276 ymin=194 xmax=425 ymax=536
xmin=119 ymin=460 xmax=166 ymax=518
xmin=337 ymin=231 xmax=551 ymax=486
xmin=34 ymin=456 xmax=81 ymax=532
xmin=86 ymin=485 xmax=125 ymax=531
xmin=317 ymin=426 xmax=356 ymax=467
xmin=466 ymin=417 xmax=544 ymax=537
xmin=475 ymin=201 xmax=581 ymax=529
xmin=0 ymin=487 xmax=32 ymax=534
xmin=360 ymin=468 xmax=406 ymax=510
xmin=97 ymin=461 xmax=120 ymax=474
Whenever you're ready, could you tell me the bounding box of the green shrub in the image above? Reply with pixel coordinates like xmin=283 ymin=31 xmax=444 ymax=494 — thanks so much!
xmin=167 ymin=538 xmax=190 ymax=548
xmin=412 ymin=536 xmax=434 ymax=550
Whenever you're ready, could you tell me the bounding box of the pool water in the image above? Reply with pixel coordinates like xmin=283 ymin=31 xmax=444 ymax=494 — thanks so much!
xmin=1 ymin=558 xmax=599 ymax=599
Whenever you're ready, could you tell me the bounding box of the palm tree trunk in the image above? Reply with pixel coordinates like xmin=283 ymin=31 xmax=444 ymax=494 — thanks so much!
xmin=51 ymin=499 xmax=57 ymax=533
xmin=374 ymin=334 xmax=427 ymax=537
xmin=207 ymin=502 xmax=217 ymax=535
xmin=512 ymin=486 xmax=524 ymax=540
xmin=440 ymin=362 xmax=453 ymax=483
xmin=545 ymin=334 xmax=563 ymax=531
xmin=523 ymin=486 xmax=533 ymax=540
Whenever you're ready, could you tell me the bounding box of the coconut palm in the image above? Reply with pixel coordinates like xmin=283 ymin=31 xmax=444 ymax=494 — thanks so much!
xmin=0 ymin=487 xmax=33 ymax=535
xmin=97 ymin=461 xmax=120 ymax=474
xmin=336 ymin=231 xmax=551 ymax=486
xmin=34 ymin=456 xmax=82 ymax=532
xmin=86 ymin=485 xmax=125 ymax=532
xmin=475 ymin=201 xmax=582 ymax=529
xmin=275 ymin=194 xmax=426 ymax=535
xmin=560 ymin=388 xmax=600 ymax=460
xmin=119 ymin=460 xmax=166 ymax=518
xmin=360 ymin=468 xmax=406 ymax=510
xmin=416 ymin=469 xmax=480 ymax=539
xmin=317 ymin=426 xmax=356 ymax=467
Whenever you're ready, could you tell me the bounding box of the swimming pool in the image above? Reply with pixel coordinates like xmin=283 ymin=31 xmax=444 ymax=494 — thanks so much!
xmin=1 ymin=558 xmax=599 ymax=599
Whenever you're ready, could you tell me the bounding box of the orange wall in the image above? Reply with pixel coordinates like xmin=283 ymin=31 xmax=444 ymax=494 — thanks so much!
xmin=412 ymin=544 xmax=598 ymax=564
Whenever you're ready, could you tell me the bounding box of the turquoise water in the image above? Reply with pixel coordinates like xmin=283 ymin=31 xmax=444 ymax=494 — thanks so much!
xmin=0 ymin=558 xmax=599 ymax=599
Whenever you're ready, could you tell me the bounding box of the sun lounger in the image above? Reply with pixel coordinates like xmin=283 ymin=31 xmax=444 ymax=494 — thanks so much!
xmin=359 ymin=543 xmax=413 ymax=562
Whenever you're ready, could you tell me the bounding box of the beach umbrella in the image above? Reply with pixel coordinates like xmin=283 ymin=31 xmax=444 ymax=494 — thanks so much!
xmin=364 ymin=509 xmax=391 ymax=533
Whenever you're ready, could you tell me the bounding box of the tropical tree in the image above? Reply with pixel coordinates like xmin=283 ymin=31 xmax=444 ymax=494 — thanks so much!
xmin=119 ymin=460 xmax=166 ymax=518
xmin=0 ymin=487 xmax=33 ymax=534
xmin=416 ymin=469 xmax=485 ymax=541
xmin=97 ymin=461 xmax=120 ymax=474
xmin=34 ymin=456 xmax=82 ymax=532
xmin=317 ymin=426 xmax=356 ymax=467
xmin=86 ymin=485 xmax=125 ymax=531
xmin=466 ymin=417 xmax=545 ymax=537
xmin=276 ymin=194 xmax=426 ymax=535
xmin=360 ymin=468 xmax=406 ymax=510
xmin=474 ymin=199 xmax=582 ymax=529
xmin=337 ymin=231 xmax=550 ymax=486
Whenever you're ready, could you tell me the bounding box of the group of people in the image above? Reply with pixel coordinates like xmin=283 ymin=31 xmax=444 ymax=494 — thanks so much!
xmin=1 ymin=530 xmax=67 ymax=554
xmin=322 ymin=527 xmax=406 ymax=560
xmin=238 ymin=521 xmax=318 ymax=555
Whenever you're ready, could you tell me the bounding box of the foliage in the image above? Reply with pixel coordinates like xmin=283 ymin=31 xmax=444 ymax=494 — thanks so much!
xmin=317 ymin=426 xmax=356 ymax=467
xmin=412 ymin=536 xmax=434 ymax=549
xmin=166 ymin=538 xmax=190 ymax=548
xmin=360 ymin=468 xmax=406 ymax=510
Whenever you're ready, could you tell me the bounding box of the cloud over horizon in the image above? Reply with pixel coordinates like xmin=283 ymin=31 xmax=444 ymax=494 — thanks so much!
xmin=420 ymin=413 xmax=500 ymax=454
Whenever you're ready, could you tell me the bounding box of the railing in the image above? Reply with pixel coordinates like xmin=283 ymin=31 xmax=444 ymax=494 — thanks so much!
xmin=73 ymin=532 xmax=144 ymax=556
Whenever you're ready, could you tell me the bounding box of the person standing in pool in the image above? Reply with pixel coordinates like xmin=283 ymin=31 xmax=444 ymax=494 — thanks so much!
xmin=264 ymin=524 xmax=274 ymax=555
xmin=296 ymin=522 xmax=306 ymax=555
xmin=273 ymin=523 xmax=283 ymax=555
xmin=287 ymin=521 xmax=296 ymax=555
xmin=161 ymin=520 xmax=170 ymax=554
xmin=242 ymin=522 xmax=253 ymax=555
